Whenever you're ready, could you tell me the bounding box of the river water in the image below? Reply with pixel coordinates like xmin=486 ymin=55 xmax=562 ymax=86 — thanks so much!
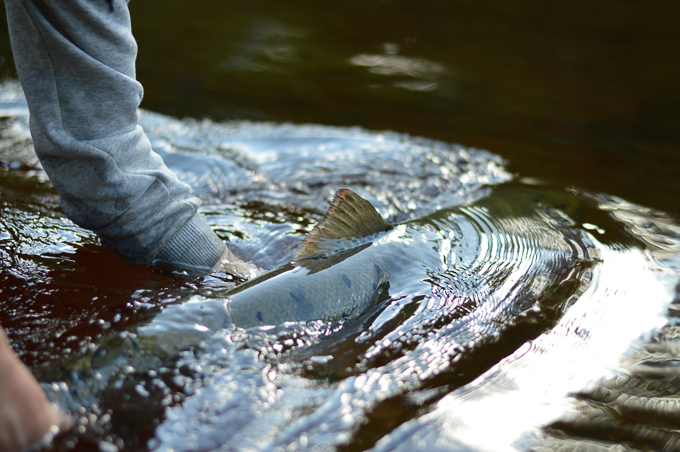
xmin=0 ymin=1 xmax=679 ymax=451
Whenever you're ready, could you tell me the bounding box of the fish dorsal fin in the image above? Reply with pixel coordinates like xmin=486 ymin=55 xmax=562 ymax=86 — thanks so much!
xmin=293 ymin=189 xmax=391 ymax=261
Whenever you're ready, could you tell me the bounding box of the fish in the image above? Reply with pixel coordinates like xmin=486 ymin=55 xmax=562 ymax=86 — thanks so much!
xmin=213 ymin=186 xmax=595 ymax=329
xmin=147 ymin=185 xmax=598 ymax=336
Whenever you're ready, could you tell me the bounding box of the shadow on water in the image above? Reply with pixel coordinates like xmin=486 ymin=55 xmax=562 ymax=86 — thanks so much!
xmin=1 ymin=80 xmax=679 ymax=451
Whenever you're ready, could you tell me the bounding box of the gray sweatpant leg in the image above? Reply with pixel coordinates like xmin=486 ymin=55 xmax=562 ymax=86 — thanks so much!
xmin=4 ymin=0 xmax=225 ymax=274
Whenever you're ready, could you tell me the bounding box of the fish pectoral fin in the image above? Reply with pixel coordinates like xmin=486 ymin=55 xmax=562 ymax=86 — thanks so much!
xmin=293 ymin=189 xmax=391 ymax=261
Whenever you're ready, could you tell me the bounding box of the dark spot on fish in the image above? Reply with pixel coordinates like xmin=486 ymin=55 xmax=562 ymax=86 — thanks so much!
xmin=373 ymin=263 xmax=382 ymax=275
xmin=256 ymin=311 xmax=263 ymax=322
xmin=342 ymin=274 xmax=352 ymax=288
xmin=289 ymin=290 xmax=314 ymax=317
xmin=290 ymin=291 xmax=305 ymax=304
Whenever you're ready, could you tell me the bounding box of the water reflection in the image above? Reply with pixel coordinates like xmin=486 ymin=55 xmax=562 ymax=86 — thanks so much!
xmin=374 ymin=244 xmax=674 ymax=451
xmin=349 ymin=43 xmax=446 ymax=92
xmin=219 ymin=20 xmax=304 ymax=73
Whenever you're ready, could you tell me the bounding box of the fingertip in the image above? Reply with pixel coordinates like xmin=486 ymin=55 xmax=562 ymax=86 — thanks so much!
xmin=55 ymin=406 xmax=73 ymax=433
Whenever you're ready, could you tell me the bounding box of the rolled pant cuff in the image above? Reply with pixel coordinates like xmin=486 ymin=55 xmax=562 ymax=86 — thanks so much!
xmin=153 ymin=214 xmax=225 ymax=275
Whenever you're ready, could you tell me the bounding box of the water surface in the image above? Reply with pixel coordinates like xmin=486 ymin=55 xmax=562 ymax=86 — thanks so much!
xmin=0 ymin=1 xmax=679 ymax=451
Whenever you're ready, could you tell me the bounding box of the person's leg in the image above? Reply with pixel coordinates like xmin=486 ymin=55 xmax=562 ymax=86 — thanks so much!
xmin=0 ymin=327 xmax=70 ymax=452
xmin=4 ymin=0 xmax=225 ymax=274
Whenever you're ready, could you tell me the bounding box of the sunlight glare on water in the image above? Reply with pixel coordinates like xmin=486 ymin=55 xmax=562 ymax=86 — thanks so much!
xmin=373 ymin=244 xmax=674 ymax=452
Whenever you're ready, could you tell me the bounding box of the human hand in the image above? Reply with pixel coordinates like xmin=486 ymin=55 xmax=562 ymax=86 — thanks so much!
xmin=0 ymin=327 xmax=72 ymax=452
xmin=213 ymin=246 xmax=264 ymax=280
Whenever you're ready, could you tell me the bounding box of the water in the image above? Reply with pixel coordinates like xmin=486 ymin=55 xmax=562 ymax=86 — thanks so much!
xmin=0 ymin=1 xmax=679 ymax=450
xmin=1 ymin=81 xmax=679 ymax=451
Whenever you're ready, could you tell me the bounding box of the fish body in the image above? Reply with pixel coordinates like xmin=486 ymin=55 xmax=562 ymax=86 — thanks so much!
xmin=224 ymin=223 xmax=442 ymax=328
xmin=221 ymin=186 xmax=596 ymax=329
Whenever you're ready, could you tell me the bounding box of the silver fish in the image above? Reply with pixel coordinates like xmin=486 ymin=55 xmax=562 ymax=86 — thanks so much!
xmin=198 ymin=186 xmax=597 ymax=331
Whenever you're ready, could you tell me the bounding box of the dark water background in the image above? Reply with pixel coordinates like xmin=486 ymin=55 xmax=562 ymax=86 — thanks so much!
xmin=2 ymin=1 xmax=677 ymax=213
xmin=0 ymin=1 xmax=677 ymax=212
xmin=126 ymin=1 xmax=677 ymax=214
xmin=0 ymin=1 xmax=680 ymax=451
